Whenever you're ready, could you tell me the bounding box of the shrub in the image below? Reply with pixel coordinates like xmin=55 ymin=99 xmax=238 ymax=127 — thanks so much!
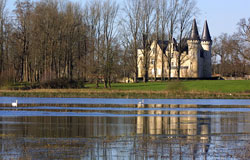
xmin=40 ymin=78 xmax=85 ymax=89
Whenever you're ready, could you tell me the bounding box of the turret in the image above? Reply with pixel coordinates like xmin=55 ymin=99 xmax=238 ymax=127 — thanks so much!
xmin=201 ymin=20 xmax=212 ymax=42
xmin=189 ymin=19 xmax=200 ymax=41
xmin=187 ymin=19 xmax=201 ymax=78
xmin=201 ymin=20 xmax=212 ymax=78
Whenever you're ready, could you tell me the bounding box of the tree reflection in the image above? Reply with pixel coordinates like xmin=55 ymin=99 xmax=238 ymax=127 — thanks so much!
xmin=2 ymin=103 xmax=250 ymax=159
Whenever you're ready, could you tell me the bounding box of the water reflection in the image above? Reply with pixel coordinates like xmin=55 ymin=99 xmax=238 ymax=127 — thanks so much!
xmin=1 ymin=97 xmax=250 ymax=105
xmin=136 ymin=104 xmax=211 ymax=159
xmin=0 ymin=103 xmax=250 ymax=159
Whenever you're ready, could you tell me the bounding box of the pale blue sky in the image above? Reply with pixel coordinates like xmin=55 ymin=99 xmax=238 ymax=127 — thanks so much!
xmin=196 ymin=0 xmax=250 ymax=37
xmin=6 ymin=0 xmax=250 ymax=37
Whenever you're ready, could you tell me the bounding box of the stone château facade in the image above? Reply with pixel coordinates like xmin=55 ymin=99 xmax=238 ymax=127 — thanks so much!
xmin=138 ymin=19 xmax=212 ymax=78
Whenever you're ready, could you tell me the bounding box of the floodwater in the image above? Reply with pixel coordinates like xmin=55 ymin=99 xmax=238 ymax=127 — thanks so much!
xmin=0 ymin=98 xmax=250 ymax=159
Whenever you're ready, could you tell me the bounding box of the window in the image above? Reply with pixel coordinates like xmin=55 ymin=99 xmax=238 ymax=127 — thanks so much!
xmin=200 ymin=51 xmax=204 ymax=58
xmin=200 ymin=50 xmax=204 ymax=58
xmin=151 ymin=59 xmax=155 ymax=65
xmin=157 ymin=69 xmax=161 ymax=76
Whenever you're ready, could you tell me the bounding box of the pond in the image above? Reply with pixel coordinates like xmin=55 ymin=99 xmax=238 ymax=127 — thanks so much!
xmin=0 ymin=97 xmax=250 ymax=159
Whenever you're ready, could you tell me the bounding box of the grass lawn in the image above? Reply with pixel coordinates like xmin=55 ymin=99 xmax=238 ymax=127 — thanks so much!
xmin=85 ymin=81 xmax=168 ymax=91
xmin=85 ymin=80 xmax=250 ymax=93
xmin=181 ymin=80 xmax=250 ymax=93
xmin=0 ymin=80 xmax=249 ymax=99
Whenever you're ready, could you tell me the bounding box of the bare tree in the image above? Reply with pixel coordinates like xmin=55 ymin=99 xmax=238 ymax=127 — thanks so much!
xmin=14 ymin=0 xmax=33 ymax=82
xmin=101 ymin=0 xmax=119 ymax=88
xmin=166 ymin=0 xmax=178 ymax=80
xmin=176 ymin=0 xmax=197 ymax=79
xmin=140 ymin=0 xmax=154 ymax=83
xmin=83 ymin=0 xmax=102 ymax=87
xmin=152 ymin=0 xmax=160 ymax=81
xmin=122 ymin=0 xmax=141 ymax=83
xmin=237 ymin=18 xmax=250 ymax=61
xmin=0 ymin=0 xmax=6 ymax=74
xmin=212 ymin=33 xmax=249 ymax=77
xmin=158 ymin=0 xmax=170 ymax=81
xmin=0 ymin=0 xmax=14 ymax=84
xmin=120 ymin=31 xmax=132 ymax=82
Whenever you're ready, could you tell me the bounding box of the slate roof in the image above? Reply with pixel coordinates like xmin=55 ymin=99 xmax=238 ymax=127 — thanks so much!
xmin=157 ymin=40 xmax=169 ymax=52
xmin=201 ymin=20 xmax=212 ymax=42
xmin=189 ymin=19 xmax=200 ymax=41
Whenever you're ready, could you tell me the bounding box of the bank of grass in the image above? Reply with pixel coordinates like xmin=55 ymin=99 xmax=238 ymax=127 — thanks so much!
xmin=84 ymin=80 xmax=249 ymax=93
xmin=182 ymin=80 xmax=250 ymax=93
xmin=0 ymin=80 xmax=249 ymax=99
xmin=85 ymin=81 xmax=168 ymax=91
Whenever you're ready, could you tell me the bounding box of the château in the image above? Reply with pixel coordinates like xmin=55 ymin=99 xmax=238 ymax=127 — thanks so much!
xmin=138 ymin=19 xmax=212 ymax=79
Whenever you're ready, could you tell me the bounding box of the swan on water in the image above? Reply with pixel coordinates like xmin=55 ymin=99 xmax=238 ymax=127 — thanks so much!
xmin=12 ymin=100 xmax=18 ymax=107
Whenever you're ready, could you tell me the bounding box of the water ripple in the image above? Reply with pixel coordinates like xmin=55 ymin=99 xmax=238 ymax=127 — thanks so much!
xmin=0 ymin=97 xmax=250 ymax=105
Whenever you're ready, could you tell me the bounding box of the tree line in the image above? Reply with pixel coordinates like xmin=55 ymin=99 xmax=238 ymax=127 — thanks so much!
xmin=0 ymin=0 xmax=120 ymax=88
xmin=0 ymin=0 xmax=249 ymax=89
xmin=212 ymin=18 xmax=250 ymax=77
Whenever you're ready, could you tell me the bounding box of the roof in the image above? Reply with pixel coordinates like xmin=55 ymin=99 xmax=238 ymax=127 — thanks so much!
xmin=189 ymin=19 xmax=200 ymax=41
xmin=201 ymin=20 xmax=212 ymax=42
xmin=172 ymin=38 xmax=178 ymax=51
xmin=157 ymin=40 xmax=168 ymax=52
xmin=181 ymin=38 xmax=188 ymax=52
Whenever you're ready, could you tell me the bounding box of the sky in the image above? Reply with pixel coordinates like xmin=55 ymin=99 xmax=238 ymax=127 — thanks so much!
xmin=196 ymin=0 xmax=250 ymax=37
xmin=5 ymin=0 xmax=250 ymax=37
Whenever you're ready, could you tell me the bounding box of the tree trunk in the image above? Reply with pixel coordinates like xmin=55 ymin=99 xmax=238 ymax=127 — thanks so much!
xmin=134 ymin=45 xmax=138 ymax=83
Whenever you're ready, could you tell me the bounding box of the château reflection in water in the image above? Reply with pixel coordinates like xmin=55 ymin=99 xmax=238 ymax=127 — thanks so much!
xmin=137 ymin=104 xmax=210 ymax=137
xmin=136 ymin=103 xmax=211 ymax=159
xmin=1 ymin=103 xmax=250 ymax=159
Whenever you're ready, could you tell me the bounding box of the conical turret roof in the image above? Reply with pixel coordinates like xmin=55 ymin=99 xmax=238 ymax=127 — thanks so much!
xmin=189 ymin=19 xmax=200 ymax=41
xmin=201 ymin=20 xmax=212 ymax=41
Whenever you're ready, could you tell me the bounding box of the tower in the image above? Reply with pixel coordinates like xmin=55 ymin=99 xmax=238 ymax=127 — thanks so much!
xmin=187 ymin=19 xmax=201 ymax=78
xmin=201 ymin=20 xmax=212 ymax=78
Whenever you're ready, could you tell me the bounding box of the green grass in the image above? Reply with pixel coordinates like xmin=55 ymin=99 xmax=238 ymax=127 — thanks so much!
xmin=84 ymin=80 xmax=250 ymax=93
xmin=3 ymin=80 xmax=249 ymax=93
xmin=85 ymin=81 xmax=167 ymax=91
xmin=182 ymin=80 xmax=250 ymax=93
xmin=0 ymin=80 xmax=249 ymax=99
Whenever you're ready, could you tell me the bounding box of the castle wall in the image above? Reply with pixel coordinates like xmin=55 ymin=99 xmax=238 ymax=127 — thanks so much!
xmin=137 ymin=49 xmax=144 ymax=78
xmin=198 ymin=49 xmax=204 ymax=78
xmin=179 ymin=52 xmax=190 ymax=78
xmin=187 ymin=40 xmax=200 ymax=78
xmin=201 ymin=41 xmax=212 ymax=78
xmin=144 ymin=41 xmax=170 ymax=78
xmin=148 ymin=42 xmax=167 ymax=78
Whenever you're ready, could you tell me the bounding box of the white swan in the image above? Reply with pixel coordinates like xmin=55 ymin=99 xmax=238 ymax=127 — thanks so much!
xmin=12 ymin=100 xmax=18 ymax=107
